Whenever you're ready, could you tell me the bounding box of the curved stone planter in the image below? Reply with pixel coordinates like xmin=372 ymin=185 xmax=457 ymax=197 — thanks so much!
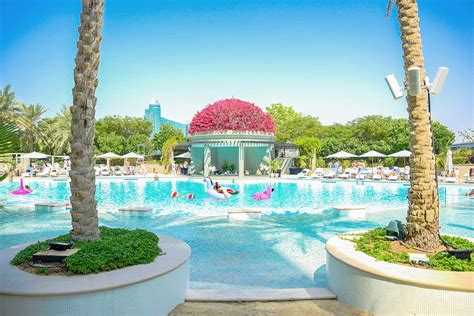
xmin=326 ymin=235 xmax=474 ymax=315
xmin=0 ymin=235 xmax=190 ymax=316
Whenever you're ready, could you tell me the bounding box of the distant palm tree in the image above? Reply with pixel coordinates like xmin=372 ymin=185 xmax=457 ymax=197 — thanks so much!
xmin=69 ymin=0 xmax=104 ymax=241
xmin=17 ymin=103 xmax=47 ymax=152
xmin=388 ymin=0 xmax=439 ymax=250
xmin=41 ymin=105 xmax=72 ymax=155
xmin=0 ymin=85 xmax=20 ymax=120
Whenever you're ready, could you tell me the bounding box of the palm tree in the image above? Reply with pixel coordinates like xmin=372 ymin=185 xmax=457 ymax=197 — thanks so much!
xmin=69 ymin=0 xmax=104 ymax=241
xmin=0 ymin=84 xmax=16 ymax=112
xmin=0 ymin=85 xmax=20 ymax=121
xmin=17 ymin=103 xmax=47 ymax=152
xmin=41 ymin=105 xmax=72 ymax=155
xmin=389 ymin=0 xmax=439 ymax=250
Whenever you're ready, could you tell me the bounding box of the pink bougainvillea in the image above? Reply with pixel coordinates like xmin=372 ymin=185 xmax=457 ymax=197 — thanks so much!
xmin=188 ymin=98 xmax=276 ymax=135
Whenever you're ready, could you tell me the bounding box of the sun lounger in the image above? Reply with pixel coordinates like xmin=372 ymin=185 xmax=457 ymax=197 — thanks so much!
xmin=297 ymin=169 xmax=310 ymax=178
xmin=372 ymin=174 xmax=383 ymax=181
xmin=388 ymin=174 xmax=399 ymax=181
xmin=311 ymin=168 xmax=324 ymax=178
xmin=101 ymin=167 xmax=110 ymax=176
xmin=37 ymin=167 xmax=50 ymax=177
xmin=356 ymin=173 xmax=365 ymax=180
xmin=323 ymin=170 xmax=335 ymax=178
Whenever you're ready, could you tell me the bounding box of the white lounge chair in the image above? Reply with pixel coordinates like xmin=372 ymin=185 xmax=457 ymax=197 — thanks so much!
xmin=323 ymin=170 xmax=335 ymax=178
xmin=338 ymin=169 xmax=350 ymax=179
xmin=373 ymin=173 xmax=383 ymax=181
xmin=101 ymin=167 xmax=110 ymax=176
xmin=312 ymin=168 xmax=324 ymax=178
xmin=114 ymin=166 xmax=123 ymax=176
xmin=51 ymin=168 xmax=59 ymax=177
xmin=297 ymin=169 xmax=310 ymax=178
xmin=356 ymin=173 xmax=365 ymax=180
xmin=445 ymin=169 xmax=459 ymax=183
xmin=388 ymin=174 xmax=399 ymax=181
xmin=37 ymin=167 xmax=50 ymax=177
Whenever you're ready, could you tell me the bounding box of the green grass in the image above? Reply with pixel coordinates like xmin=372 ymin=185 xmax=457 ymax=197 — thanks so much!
xmin=11 ymin=227 xmax=162 ymax=275
xmin=351 ymin=228 xmax=473 ymax=272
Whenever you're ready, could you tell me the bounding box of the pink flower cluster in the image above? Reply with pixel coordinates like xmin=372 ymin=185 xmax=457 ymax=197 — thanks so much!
xmin=188 ymin=98 xmax=276 ymax=135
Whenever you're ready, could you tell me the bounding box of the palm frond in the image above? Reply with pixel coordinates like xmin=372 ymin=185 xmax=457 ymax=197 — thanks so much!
xmin=386 ymin=0 xmax=396 ymax=18
xmin=0 ymin=120 xmax=19 ymax=155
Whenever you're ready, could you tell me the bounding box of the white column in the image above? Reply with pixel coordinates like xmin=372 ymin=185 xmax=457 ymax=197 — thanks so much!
xmin=238 ymin=144 xmax=244 ymax=178
xmin=204 ymin=146 xmax=211 ymax=176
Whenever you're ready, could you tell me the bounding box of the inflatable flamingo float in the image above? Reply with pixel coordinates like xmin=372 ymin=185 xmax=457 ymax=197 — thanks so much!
xmin=252 ymin=185 xmax=274 ymax=201
xmin=12 ymin=178 xmax=32 ymax=195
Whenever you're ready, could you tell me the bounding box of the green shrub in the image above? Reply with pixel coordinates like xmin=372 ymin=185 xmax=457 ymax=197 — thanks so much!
xmin=11 ymin=227 xmax=161 ymax=275
xmin=350 ymin=228 xmax=473 ymax=271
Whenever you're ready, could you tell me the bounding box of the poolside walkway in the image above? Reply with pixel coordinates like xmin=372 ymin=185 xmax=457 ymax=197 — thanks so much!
xmin=170 ymin=300 xmax=369 ymax=315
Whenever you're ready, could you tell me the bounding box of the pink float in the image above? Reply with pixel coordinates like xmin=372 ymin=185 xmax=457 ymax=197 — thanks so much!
xmin=12 ymin=179 xmax=31 ymax=195
xmin=252 ymin=185 xmax=274 ymax=201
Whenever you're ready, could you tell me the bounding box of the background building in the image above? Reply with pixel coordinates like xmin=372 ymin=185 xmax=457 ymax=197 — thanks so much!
xmin=144 ymin=99 xmax=188 ymax=136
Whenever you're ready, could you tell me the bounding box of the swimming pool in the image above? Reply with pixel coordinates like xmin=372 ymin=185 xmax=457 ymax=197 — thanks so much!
xmin=1 ymin=178 xmax=473 ymax=290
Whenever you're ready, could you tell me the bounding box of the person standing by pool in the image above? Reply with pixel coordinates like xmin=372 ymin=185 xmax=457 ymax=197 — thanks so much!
xmin=183 ymin=160 xmax=189 ymax=175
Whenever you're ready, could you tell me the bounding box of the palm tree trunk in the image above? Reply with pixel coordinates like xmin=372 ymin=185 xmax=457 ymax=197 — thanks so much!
xmin=69 ymin=0 xmax=104 ymax=241
xmin=396 ymin=0 xmax=439 ymax=250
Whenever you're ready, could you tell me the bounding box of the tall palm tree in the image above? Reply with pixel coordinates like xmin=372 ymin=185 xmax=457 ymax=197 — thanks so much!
xmin=389 ymin=0 xmax=439 ymax=250
xmin=69 ymin=0 xmax=104 ymax=241
xmin=17 ymin=103 xmax=47 ymax=152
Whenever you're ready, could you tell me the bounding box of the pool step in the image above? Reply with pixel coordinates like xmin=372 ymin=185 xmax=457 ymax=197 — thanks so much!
xmin=185 ymin=288 xmax=336 ymax=302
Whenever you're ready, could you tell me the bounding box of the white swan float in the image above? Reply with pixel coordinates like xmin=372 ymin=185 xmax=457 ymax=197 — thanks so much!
xmin=203 ymin=177 xmax=238 ymax=200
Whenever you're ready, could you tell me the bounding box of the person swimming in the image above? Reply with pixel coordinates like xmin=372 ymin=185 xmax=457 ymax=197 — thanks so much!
xmin=466 ymin=189 xmax=474 ymax=197
xmin=24 ymin=185 xmax=33 ymax=193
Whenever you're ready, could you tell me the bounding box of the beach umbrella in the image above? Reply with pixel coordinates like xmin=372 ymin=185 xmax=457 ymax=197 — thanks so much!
xmin=359 ymin=150 xmax=386 ymax=167
xmin=445 ymin=149 xmax=453 ymax=174
xmin=326 ymin=151 xmax=357 ymax=159
xmin=122 ymin=152 xmax=144 ymax=168
xmin=122 ymin=152 xmax=144 ymax=159
xmin=389 ymin=150 xmax=412 ymax=167
xmin=175 ymin=152 xmax=192 ymax=159
xmin=97 ymin=152 xmax=122 ymax=169
xmin=20 ymin=152 xmax=50 ymax=159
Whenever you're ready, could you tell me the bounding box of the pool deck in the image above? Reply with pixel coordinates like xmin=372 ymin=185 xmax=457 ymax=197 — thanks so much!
xmin=170 ymin=300 xmax=369 ymax=315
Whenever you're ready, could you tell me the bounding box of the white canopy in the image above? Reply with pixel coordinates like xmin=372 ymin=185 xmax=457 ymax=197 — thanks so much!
xmin=359 ymin=150 xmax=386 ymax=158
xmin=445 ymin=149 xmax=453 ymax=173
xmin=122 ymin=152 xmax=143 ymax=159
xmin=389 ymin=150 xmax=412 ymax=158
xmin=175 ymin=152 xmax=192 ymax=159
xmin=53 ymin=155 xmax=69 ymax=159
xmin=20 ymin=152 xmax=50 ymax=159
xmin=326 ymin=151 xmax=357 ymax=159
xmin=96 ymin=152 xmax=122 ymax=159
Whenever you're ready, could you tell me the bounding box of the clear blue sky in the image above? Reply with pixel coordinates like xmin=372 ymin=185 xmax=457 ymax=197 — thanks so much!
xmin=1 ymin=0 xmax=472 ymax=133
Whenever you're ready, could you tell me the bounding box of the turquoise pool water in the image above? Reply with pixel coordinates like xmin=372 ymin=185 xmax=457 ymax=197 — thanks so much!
xmin=1 ymin=178 xmax=473 ymax=290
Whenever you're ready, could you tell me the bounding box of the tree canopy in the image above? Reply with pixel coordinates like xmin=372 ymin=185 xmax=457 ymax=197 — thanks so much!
xmin=266 ymin=105 xmax=455 ymax=157
xmin=152 ymin=124 xmax=185 ymax=153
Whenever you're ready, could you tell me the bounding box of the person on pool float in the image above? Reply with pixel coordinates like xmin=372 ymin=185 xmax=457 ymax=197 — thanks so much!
xmin=213 ymin=182 xmax=228 ymax=199
xmin=9 ymin=185 xmax=33 ymax=194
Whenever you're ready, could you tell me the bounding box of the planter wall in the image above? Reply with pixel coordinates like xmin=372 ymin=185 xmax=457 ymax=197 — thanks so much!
xmin=326 ymin=235 xmax=474 ymax=315
xmin=0 ymin=235 xmax=190 ymax=316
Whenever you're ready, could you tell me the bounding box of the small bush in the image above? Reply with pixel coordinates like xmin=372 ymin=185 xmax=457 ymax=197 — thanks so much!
xmin=11 ymin=227 xmax=161 ymax=275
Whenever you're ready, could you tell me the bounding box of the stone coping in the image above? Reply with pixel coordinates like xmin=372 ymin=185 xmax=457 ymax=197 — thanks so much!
xmin=186 ymin=288 xmax=336 ymax=302
xmin=0 ymin=234 xmax=190 ymax=297
xmin=326 ymin=234 xmax=474 ymax=292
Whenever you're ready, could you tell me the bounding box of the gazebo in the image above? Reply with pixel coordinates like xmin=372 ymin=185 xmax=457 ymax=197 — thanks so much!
xmin=187 ymin=98 xmax=277 ymax=177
